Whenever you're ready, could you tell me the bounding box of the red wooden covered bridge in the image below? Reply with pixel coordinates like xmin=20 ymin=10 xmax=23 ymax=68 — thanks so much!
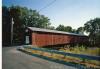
xmin=26 ymin=27 xmax=88 ymax=47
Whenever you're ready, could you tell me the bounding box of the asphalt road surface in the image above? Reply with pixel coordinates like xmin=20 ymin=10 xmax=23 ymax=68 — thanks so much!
xmin=2 ymin=46 xmax=76 ymax=69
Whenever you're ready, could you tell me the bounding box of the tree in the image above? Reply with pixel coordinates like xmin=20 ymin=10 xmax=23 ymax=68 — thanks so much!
xmin=56 ymin=24 xmax=65 ymax=31
xmin=64 ymin=26 xmax=72 ymax=32
xmin=9 ymin=6 xmax=52 ymax=44
xmin=56 ymin=25 xmax=75 ymax=33
xmin=19 ymin=8 xmax=51 ymax=28
xmin=84 ymin=18 xmax=100 ymax=46
xmin=72 ymin=29 xmax=77 ymax=33
xmin=2 ymin=6 xmax=11 ymax=45
xmin=76 ymin=27 xmax=84 ymax=34
xmin=47 ymin=26 xmax=55 ymax=30
xmin=3 ymin=5 xmax=53 ymax=45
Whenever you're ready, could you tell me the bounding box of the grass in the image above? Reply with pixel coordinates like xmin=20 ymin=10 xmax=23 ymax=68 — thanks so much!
xmin=59 ymin=45 xmax=100 ymax=56
xmin=59 ymin=45 xmax=100 ymax=68
xmin=22 ymin=46 xmax=100 ymax=68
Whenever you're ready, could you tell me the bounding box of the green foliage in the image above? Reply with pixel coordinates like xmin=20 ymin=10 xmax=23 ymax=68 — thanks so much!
xmin=59 ymin=45 xmax=100 ymax=56
xmin=2 ymin=5 xmax=100 ymax=47
xmin=84 ymin=18 xmax=100 ymax=46
xmin=72 ymin=29 xmax=77 ymax=33
xmin=9 ymin=5 xmax=52 ymax=28
xmin=56 ymin=24 xmax=80 ymax=33
xmin=56 ymin=24 xmax=65 ymax=31
xmin=56 ymin=24 xmax=73 ymax=32
xmin=76 ymin=27 xmax=84 ymax=34
xmin=64 ymin=26 xmax=72 ymax=32
xmin=2 ymin=5 xmax=55 ymax=44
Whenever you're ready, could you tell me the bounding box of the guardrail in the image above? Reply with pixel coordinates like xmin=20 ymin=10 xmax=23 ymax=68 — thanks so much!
xmin=17 ymin=46 xmax=100 ymax=69
xmin=23 ymin=46 xmax=100 ymax=61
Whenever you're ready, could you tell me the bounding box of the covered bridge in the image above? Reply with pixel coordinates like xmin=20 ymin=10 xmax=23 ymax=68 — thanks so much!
xmin=26 ymin=27 xmax=88 ymax=48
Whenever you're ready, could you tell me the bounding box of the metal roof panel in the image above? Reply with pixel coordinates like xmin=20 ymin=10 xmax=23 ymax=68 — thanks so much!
xmin=28 ymin=27 xmax=87 ymax=36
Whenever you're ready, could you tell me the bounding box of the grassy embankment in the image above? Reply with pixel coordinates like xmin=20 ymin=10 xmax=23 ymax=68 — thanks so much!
xmin=23 ymin=45 xmax=100 ymax=68
xmin=59 ymin=45 xmax=100 ymax=56
xmin=58 ymin=45 xmax=100 ymax=68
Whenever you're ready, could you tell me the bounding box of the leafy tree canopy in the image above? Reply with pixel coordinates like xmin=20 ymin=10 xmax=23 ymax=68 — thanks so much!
xmin=56 ymin=24 xmax=76 ymax=33
xmin=2 ymin=5 xmax=55 ymax=44
xmin=84 ymin=18 xmax=100 ymax=46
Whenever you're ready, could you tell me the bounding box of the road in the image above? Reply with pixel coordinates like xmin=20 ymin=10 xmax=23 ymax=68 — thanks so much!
xmin=2 ymin=46 xmax=76 ymax=69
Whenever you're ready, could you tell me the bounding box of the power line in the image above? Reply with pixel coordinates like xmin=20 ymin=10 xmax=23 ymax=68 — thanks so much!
xmin=38 ymin=0 xmax=56 ymax=12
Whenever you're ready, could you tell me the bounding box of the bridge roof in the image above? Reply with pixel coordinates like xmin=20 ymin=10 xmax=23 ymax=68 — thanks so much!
xmin=28 ymin=27 xmax=87 ymax=37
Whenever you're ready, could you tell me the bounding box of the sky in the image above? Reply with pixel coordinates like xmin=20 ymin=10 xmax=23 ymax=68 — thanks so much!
xmin=2 ymin=0 xmax=100 ymax=29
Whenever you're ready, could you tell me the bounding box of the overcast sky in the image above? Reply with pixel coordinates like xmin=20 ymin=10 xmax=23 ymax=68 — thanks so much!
xmin=3 ymin=0 xmax=100 ymax=29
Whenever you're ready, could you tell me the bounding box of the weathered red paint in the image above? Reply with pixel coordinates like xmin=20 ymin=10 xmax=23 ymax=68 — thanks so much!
xmin=31 ymin=31 xmax=88 ymax=47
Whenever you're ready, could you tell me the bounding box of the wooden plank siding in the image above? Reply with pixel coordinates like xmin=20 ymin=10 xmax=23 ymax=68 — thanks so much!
xmin=27 ymin=27 xmax=88 ymax=47
xmin=31 ymin=31 xmax=88 ymax=47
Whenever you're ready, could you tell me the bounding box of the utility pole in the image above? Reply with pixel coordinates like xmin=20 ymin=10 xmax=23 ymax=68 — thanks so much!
xmin=11 ymin=18 xmax=14 ymax=45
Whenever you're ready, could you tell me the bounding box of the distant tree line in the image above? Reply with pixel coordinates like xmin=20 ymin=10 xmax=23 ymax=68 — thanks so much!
xmin=56 ymin=18 xmax=100 ymax=47
xmin=56 ymin=24 xmax=84 ymax=34
xmin=2 ymin=5 xmax=100 ymax=47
